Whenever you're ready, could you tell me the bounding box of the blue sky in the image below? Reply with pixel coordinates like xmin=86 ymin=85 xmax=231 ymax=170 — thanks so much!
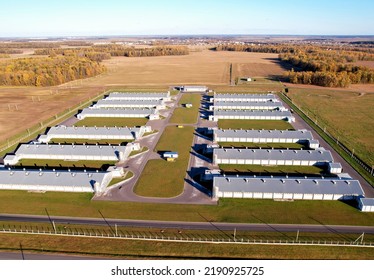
xmin=0 ymin=0 xmax=373 ymax=37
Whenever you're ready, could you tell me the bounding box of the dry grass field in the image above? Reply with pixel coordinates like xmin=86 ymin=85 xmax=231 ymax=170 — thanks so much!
xmin=0 ymin=50 xmax=286 ymax=146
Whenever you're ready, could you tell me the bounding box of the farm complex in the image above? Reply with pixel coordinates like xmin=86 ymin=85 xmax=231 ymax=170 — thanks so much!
xmin=1 ymin=88 xmax=372 ymax=213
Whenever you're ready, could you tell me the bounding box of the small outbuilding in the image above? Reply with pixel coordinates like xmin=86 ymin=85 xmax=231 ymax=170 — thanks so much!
xmin=358 ymin=197 xmax=374 ymax=212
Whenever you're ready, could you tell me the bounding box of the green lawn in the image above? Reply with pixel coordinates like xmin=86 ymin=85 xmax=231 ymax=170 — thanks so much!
xmin=0 ymin=191 xmax=373 ymax=226
xmin=218 ymin=119 xmax=294 ymax=130
xmin=74 ymin=117 xmax=148 ymax=127
xmin=1 ymin=233 xmax=373 ymax=259
xmin=134 ymin=126 xmax=195 ymax=197
xmin=219 ymin=164 xmax=326 ymax=175
xmin=50 ymin=138 xmax=129 ymax=145
xmin=108 ymin=171 xmax=134 ymax=187
xmin=17 ymin=159 xmax=117 ymax=170
xmin=287 ymin=87 xmax=374 ymax=166
xmin=218 ymin=142 xmax=305 ymax=149
xmin=169 ymin=93 xmax=201 ymax=124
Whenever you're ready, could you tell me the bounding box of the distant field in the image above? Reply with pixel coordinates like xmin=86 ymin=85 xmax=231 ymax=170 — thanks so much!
xmin=169 ymin=93 xmax=201 ymax=124
xmin=74 ymin=117 xmax=148 ymax=127
xmin=218 ymin=119 xmax=294 ymax=130
xmin=287 ymin=88 xmax=374 ymax=166
xmin=134 ymin=126 xmax=195 ymax=197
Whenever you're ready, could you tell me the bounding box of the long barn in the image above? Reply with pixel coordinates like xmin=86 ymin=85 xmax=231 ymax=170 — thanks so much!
xmin=210 ymin=100 xmax=285 ymax=111
xmin=105 ymin=92 xmax=171 ymax=101
xmin=4 ymin=143 xmax=138 ymax=165
xmin=76 ymin=108 xmax=158 ymax=120
xmin=213 ymin=129 xmax=313 ymax=144
xmin=212 ymin=176 xmax=364 ymax=201
xmin=213 ymin=148 xmax=334 ymax=166
xmin=209 ymin=110 xmax=294 ymax=122
xmin=92 ymin=99 xmax=166 ymax=110
xmin=0 ymin=169 xmax=113 ymax=193
xmin=37 ymin=126 xmax=151 ymax=143
xmin=210 ymin=93 xmax=278 ymax=102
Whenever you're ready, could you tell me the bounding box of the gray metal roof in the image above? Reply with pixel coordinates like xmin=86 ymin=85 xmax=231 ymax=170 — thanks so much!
xmin=94 ymin=99 xmax=164 ymax=108
xmin=0 ymin=169 xmax=107 ymax=188
xmin=213 ymin=148 xmax=334 ymax=162
xmin=213 ymin=110 xmax=292 ymax=117
xmin=213 ymin=176 xmax=364 ymax=195
xmin=328 ymin=162 xmax=342 ymax=168
xmin=42 ymin=126 xmax=141 ymax=139
xmin=360 ymin=198 xmax=374 ymax=206
xmin=214 ymin=93 xmax=277 ymax=101
xmin=78 ymin=108 xmax=156 ymax=117
xmin=214 ymin=129 xmax=313 ymax=141
xmin=106 ymin=92 xmax=169 ymax=100
xmin=214 ymin=100 xmax=284 ymax=108
xmin=14 ymin=144 xmax=128 ymax=157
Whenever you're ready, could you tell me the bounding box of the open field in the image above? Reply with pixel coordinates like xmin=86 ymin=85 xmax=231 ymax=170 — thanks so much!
xmin=97 ymin=50 xmax=286 ymax=87
xmin=286 ymin=87 xmax=374 ymax=166
xmin=1 ymin=233 xmax=373 ymax=259
xmin=134 ymin=126 xmax=195 ymax=197
xmin=219 ymin=164 xmax=326 ymax=176
xmin=0 ymin=191 xmax=373 ymax=225
xmin=0 ymin=86 xmax=105 ymax=143
xmin=17 ymin=159 xmax=117 ymax=170
xmin=74 ymin=117 xmax=148 ymax=127
xmin=218 ymin=119 xmax=294 ymax=130
xmin=218 ymin=142 xmax=305 ymax=149
xmin=169 ymin=93 xmax=201 ymax=124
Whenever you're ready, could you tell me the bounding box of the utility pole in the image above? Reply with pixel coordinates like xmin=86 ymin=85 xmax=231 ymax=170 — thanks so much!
xmin=115 ymin=224 xmax=118 ymax=237
xmin=296 ymin=230 xmax=299 ymax=242
xmin=233 ymin=228 xmax=237 ymax=241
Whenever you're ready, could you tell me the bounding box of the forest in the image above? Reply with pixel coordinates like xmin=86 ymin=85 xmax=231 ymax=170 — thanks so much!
xmin=0 ymin=44 xmax=189 ymax=86
xmin=0 ymin=56 xmax=106 ymax=86
xmin=215 ymin=44 xmax=374 ymax=87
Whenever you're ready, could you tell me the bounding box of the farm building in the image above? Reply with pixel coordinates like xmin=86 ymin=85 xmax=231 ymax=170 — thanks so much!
xmin=0 ymin=169 xmax=115 ymax=193
xmin=210 ymin=93 xmax=278 ymax=103
xmin=209 ymin=100 xmax=286 ymax=111
xmin=213 ymin=148 xmax=334 ymax=166
xmin=76 ymin=108 xmax=158 ymax=120
xmin=163 ymin=152 xmax=179 ymax=158
xmin=92 ymin=99 xmax=166 ymax=110
xmin=105 ymin=92 xmax=171 ymax=101
xmin=209 ymin=110 xmax=295 ymax=122
xmin=358 ymin=198 xmax=374 ymax=212
xmin=212 ymin=176 xmax=364 ymax=201
xmin=180 ymin=86 xmax=208 ymax=93
xmin=213 ymin=129 xmax=313 ymax=144
xmin=328 ymin=162 xmax=343 ymax=174
xmin=4 ymin=143 xmax=140 ymax=165
xmin=307 ymin=139 xmax=320 ymax=149
xmin=37 ymin=125 xmax=152 ymax=143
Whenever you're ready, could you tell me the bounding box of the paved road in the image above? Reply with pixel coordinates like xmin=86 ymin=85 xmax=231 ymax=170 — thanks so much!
xmin=282 ymin=99 xmax=374 ymax=197
xmin=94 ymin=93 xmax=215 ymax=204
xmin=1 ymin=214 xmax=373 ymax=234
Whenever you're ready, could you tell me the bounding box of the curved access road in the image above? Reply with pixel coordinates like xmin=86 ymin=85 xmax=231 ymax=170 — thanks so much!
xmin=1 ymin=213 xmax=373 ymax=234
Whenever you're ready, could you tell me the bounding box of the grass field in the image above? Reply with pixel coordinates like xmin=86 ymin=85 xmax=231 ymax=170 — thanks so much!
xmin=1 ymin=233 xmax=373 ymax=259
xmin=169 ymin=93 xmax=201 ymax=124
xmin=134 ymin=126 xmax=195 ymax=197
xmin=219 ymin=164 xmax=326 ymax=176
xmin=50 ymin=138 xmax=129 ymax=145
xmin=287 ymin=88 xmax=374 ymax=166
xmin=0 ymin=191 xmax=373 ymax=225
xmin=74 ymin=117 xmax=148 ymax=127
xmin=218 ymin=119 xmax=294 ymax=130
xmin=218 ymin=142 xmax=305 ymax=149
xmin=108 ymin=171 xmax=134 ymax=187
xmin=17 ymin=159 xmax=117 ymax=170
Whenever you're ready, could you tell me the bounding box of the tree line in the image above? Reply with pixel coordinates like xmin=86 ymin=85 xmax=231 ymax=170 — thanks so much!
xmin=215 ymin=44 xmax=374 ymax=87
xmin=0 ymin=56 xmax=106 ymax=86
xmin=91 ymin=45 xmax=189 ymax=57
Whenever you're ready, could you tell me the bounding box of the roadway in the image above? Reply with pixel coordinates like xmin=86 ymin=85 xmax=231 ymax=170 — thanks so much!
xmin=1 ymin=214 xmax=373 ymax=234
